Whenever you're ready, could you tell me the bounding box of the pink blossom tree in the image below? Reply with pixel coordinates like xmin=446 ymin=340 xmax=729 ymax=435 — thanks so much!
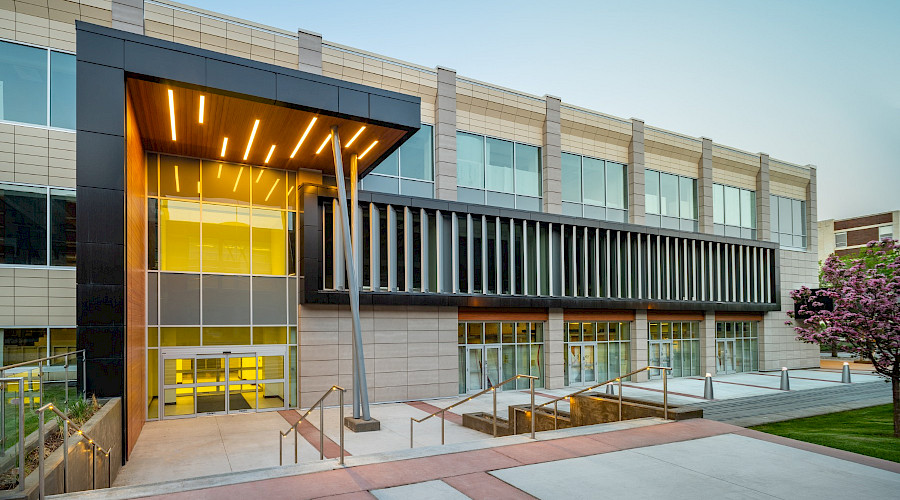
xmin=787 ymin=238 xmax=900 ymax=437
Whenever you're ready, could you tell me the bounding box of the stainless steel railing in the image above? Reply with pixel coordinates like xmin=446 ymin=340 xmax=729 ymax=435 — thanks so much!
xmin=0 ymin=378 xmax=26 ymax=494
xmin=0 ymin=350 xmax=87 ymax=418
xmin=537 ymin=365 xmax=673 ymax=429
xmin=278 ymin=385 xmax=346 ymax=466
xmin=410 ymin=374 xmax=538 ymax=449
xmin=37 ymin=401 xmax=112 ymax=499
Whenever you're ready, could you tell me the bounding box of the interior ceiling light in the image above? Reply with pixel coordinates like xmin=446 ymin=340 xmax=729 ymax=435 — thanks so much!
xmin=220 ymin=137 xmax=228 ymax=157
xmin=265 ymin=178 xmax=280 ymax=201
xmin=265 ymin=145 xmax=276 ymax=164
xmin=358 ymin=140 xmax=379 ymax=159
xmin=315 ymin=133 xmax=333 ymax=155
xmin=345 ymin=126 xmax=366 ymax=148
xmin=167 ymin=89 xmax=176 ymax=141
xmin=243 ymin=119 xmax=260 ymax=161
xmin=233 ymin=166 xmax=244 ymax=192
xmin=256 ymin=169 xmax=265 ymax=183
xmin=217 ymin=163 xmax=222 ymax=179
xmin=287 ymin=185 xmax=294 ymax=197
xmin=174 ymin=164 xmax=180 ymax=192
xmin=290 ymin=117 xmax=317 ymax=158
xmin=199 ymin=95 xmax=205 ymax=124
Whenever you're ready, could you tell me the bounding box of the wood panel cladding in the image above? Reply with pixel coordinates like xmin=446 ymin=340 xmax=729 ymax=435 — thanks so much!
xmin=714 ymin=312 xmax=763 ymax=322
xmin=125 ymin=90 xmax=147 ymax=458
xmin=646 ymin=310 xmax=704 ymax=321
xmin=563 ymin=309 xmax=636 ymax=322
xmin=834 ymin=213 xmax=892 ymax=231
xmin=458 ymin=307 xmax=548 ymax=321
xmin=847 ymin=227 xmax=879 ymax=247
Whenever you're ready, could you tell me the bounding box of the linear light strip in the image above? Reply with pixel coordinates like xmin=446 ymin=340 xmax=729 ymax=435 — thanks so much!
xmin=344 ymin=126 xmax=365 ymax=147
xmin=167 ymin=89 xmax=176 ymax=141
xmin=358 ymin=140 xmax=378 ymax=159
xmin=315 ymin=133 xmax=332 ymax=154
xmin=221 ymin=137 xmax=228 ymax=157
xmin=174 ymin=164 xmax=180 ymax=192
xmin=199 ymin=95 xmax=205 ymax=124
xmin=291 ymin=117 xmax=317 ymax=158
xmin=265 ymin=145 xmax=276 ymax=164
xmin=243 ymin=119 xmax=260 ymax=161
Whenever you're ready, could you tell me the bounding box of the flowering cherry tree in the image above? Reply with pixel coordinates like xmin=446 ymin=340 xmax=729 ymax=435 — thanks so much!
xmin=787 ymin=238 xmax=900 ymax=437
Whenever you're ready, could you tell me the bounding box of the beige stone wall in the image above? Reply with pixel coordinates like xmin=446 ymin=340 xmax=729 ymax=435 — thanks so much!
xmin=559 ymin=105 xmax=631 ymax=164
xmin=760 ymin=249 xmax=820 ymax=370
xmin=456 ymin=79 xmax=544 ymax=146
xmin=298 ymin=304 xmax=458 ymax=408
xmin=321 ymin=45 xmax=437 ymax=124
xmin=0 ymin=268 xmax=75 ymax=326
xmin=0 ymin=0 xmax=111 ymax=52
xmin=711 ymin=145 xmax=759 ymax=191
xmin=769 ymin=160 xmax=810 ymax=200
xmin=644 ymin=127 xmax=702 ymax=178
xmin=0 ymin=124 xmax=76 ymax=187
xmin=144 ymin=1 xmax=298 ymax=69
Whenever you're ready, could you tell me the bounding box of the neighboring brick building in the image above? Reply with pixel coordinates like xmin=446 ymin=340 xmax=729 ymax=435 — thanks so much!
xmin=819 ymin=211 xmax=899 ymax=260
xmin=0 ymin=1 xmax=820 ymax=457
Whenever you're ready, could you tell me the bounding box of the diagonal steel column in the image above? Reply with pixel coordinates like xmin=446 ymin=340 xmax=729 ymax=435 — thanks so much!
xmin=350 ymin=153 xmax=361 ymax=418
xmin=331 ymin=126 xmax=371 ymax=420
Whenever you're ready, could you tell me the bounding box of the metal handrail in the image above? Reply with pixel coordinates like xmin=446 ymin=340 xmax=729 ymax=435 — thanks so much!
xmin=410 ymin=374 xmax=538 ymax=448
xmin=537 ymin=365 xmax=673 ymax=428
xmin=37 ymin=402 xmax=112 ymax=498
xmin=0 ymin=350 xmax=86 ymax=372
xmin=279 ymin=385 xmax=346 ymax=466
xmin=0 ymin=378 xmax=26 ymax=493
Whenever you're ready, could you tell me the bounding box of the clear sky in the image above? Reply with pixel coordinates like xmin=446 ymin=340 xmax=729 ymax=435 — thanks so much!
xmin=186 ymin=0 xmax=899 ymax=221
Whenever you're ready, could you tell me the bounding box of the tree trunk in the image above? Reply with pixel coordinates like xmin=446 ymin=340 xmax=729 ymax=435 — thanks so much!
xmin=831 ymin=344 xmax=838 ymax=358
xmin=894 ymin=377 xmax=900 ymax=438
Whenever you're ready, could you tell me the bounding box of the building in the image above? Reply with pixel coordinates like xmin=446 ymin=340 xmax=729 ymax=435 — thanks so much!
xmin=818 ymin=211 xmax=898 ymax=261
xmin=0 ymin=1 xmax=819 ymax=457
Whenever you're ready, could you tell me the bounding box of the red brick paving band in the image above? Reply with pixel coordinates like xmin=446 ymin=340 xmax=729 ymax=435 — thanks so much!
xmin=278 ymin=409 xmax=351 ymax=459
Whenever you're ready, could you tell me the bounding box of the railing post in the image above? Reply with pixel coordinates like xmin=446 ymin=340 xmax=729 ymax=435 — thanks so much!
xmin=92 ymin=443 xmax=96 ymax=490
xmin=319 ymin=397 xmax=325 ymax=460
xmin=17 ymin=379 xmax=24 ymax=493
xmin=1 ymin=380 xmax=5 ymax=449
xmin=618 ymin=377 xmax=623 ymax=421
xmin=662 ymin=368 xmax=669 ymax=420
xmin=554 ymin=400 xmax=558 ymax=430
xmin=28 ymin=369 xmax=33 ymax=411
xmin=107 ymin=450 xmax=111 ymax=489
xmin=492 ymin=387 xmax=497 ymax=437
xmin=63 ymin=419 xmax=69 ymax=492
xmin=39 ymin=407 xmax=45 ymax=499
xmin=441 ymin=410 xmax=445 ymax=445
xmin=339 ymin=388 xmax=345 ymax=465
xmin=513 ymin=403 xmax=517 ymax=435
xmin=38 ymin=362 xmax=43 ymax=407
xmin=530 ymin=377 xmax=535 ymax=440
xmin=65 ymin=359 xmax=69 ymax=405
xmin=294 ymin=422 xmax=298 ymax=464
xmin=409 ymin=418 xmax=414 ymax=449
xmin=82 ymin=351 xmax=86 ymax=397
xmin=279 ymin=431 xmax=283 ymax=466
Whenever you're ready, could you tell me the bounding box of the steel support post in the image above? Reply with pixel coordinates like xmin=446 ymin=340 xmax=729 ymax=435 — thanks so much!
xmin=492 ymin=388 xmax=497 ymax=437
xmin=319 ymin=398 xmax=325 ymax=460
xmin=350 ymin=155 xmax=361 ymax=419
xmin=331 ymin=130 xmax=371 ymax=420
xmin=530 ymin=378 xmax=535 ymax=439
xmin=339 ymin=389 xmax=345 ymax=465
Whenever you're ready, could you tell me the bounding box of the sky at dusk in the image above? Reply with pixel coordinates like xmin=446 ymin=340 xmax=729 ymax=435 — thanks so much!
xmin=187 ymin=0 xmax=900 ymax=220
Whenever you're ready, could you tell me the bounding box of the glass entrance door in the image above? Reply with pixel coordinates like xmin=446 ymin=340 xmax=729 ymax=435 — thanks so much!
xmin=160 ymin=347 xmax=286 ymax=418
xmin=465 ymin=346 xmax=502 ymax=393
xmin=716 ymin=340 xmax=736 ymax=374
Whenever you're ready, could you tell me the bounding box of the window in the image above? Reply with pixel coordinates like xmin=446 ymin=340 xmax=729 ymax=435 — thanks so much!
xmin=713 ymin=183 xmax=756 ymax=238
xmin=456 ymin=131 xmax=541 ymax=211
xmin=715 ymin=321 xmax=758 ymax=373
xmin=457 ymin=321 xmax=544 ymax=393
xmin=769 ymin=194 xmax=806 ymax=249
xmin=564 ymin=322 xmax=631 ymax=386
xmin=648 ymin=321 xmax=701 ymax=378
xmin=0 ymin=40 xmax=75 ymax=129
xmin=0 ymin=327 xmax=76 ymax=366
xmin=645 ymin=170 xmax=698 ymax=231
xmin=879 ymin=225 xmax=893 ymax=241
xmin=361 ymin=124 xmax=434 ymax=198
xmin=834 ymin=232 xmax=847 ymax=248
xmin=0 ymin=183 xmax=76 ymax=266
xmin=561 ymin=152 xmax=628 ymax=222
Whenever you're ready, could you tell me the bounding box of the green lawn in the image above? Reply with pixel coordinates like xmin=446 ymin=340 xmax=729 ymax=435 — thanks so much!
xmin=2 ymin=383 xmax=79 ymax=452
xmin=751 ymin=404 xmax=899 ymax=463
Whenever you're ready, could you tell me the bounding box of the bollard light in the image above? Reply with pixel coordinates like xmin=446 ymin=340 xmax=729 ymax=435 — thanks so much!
xmin=780 ymin=367 xmax=790 ymax=391
xmin=703 ymin=373 xmax=714 ymax=400
xmin=841 ymin=361 xmax=852 ymax=383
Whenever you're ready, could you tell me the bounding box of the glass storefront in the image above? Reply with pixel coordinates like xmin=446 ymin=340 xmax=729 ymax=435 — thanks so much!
xmin=146 ymin=152 xmax=298 ymax=419
xmin=648 ymin=321 xmax=701 ymax=379
xmin=564 ymin=322 xmax=631 ymax=386
xmin=457 ymin=321 xmax=544 ymax=393
xmin=715 ymin=321 xmax=759 ymax=374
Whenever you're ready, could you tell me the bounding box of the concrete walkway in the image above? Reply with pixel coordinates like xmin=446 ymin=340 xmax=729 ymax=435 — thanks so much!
xmin=62 ymin=419 xmax=900 ymax=500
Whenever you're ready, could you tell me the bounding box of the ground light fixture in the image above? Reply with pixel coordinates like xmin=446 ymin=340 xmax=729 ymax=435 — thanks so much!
xmin=244 ymin=119 xmax=260 ymax=160
xmin=167 ymin=88 xmax=176 ymax=140
xmin=291 ymin=117 xmax=317 ymax=158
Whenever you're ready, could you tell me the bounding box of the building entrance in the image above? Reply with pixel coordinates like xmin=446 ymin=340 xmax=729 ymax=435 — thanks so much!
xmin=159 ymin=346 xmax=287 ymax=418
xmin=465 ymin=346 xmax=501 ymax=393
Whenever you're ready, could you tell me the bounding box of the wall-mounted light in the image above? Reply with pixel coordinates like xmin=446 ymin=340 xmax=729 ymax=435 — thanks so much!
xmin=243 ymin=119 xmax=260 ymax=161
xmin=265 ymin=145 xmax=276 ymax=164
xmin=358 ymin=140 xmax=378 ymax=159
xmin=167 ymin=89 xmax=176 ymax=141
xmin=345 ymin=126 xmax=365 ymax=148
xmin=199 ymin=95 xmax=205 ymax=124
xmin=315 ymin=133 xmax=333 ymax=154
xmin=221 ymin=137 xmax=228 ymax=157
xmin=291 ymin=117 xmax=317 ymax=158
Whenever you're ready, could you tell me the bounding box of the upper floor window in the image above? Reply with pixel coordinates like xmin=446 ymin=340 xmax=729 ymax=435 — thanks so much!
xmin=770 ymin=194 xmax=806 ymax=250
xmin=713 ymin=183 xmax=756 ymax=239
xmin=456 ymin=131 xmax=541 ymax=212
xmin=834 ymin=232 xmax=847 ymax=248
xmin=560 ymin=152 xmax=627 ymax=222
xmin=645 ymin=169 xmax=697 ymax=231
xmin=361 ymin=124 xmax=433 ymax=198
xmin=0 ymin=40 xmax=75 ymax=129
xmin=0 ymin=183 xmax=76 ymax=266
xmin=879 ymin=225 xmax=893 ymax=241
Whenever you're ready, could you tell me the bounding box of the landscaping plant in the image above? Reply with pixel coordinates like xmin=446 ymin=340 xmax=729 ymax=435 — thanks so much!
xmin=788 ymin=238 xmax=900 ymax=437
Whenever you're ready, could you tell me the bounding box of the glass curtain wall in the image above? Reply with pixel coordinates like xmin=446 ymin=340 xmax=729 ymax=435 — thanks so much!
xmin=563 ymin=322 xmax=631 ymax=386
xmin=648 ymin=321 xmax=701 ymax=379
xmin=146 ymin=152 xmax=298 ymax=419
xmin=713 ymin=184 xmax=756 ymax=238
xmin=360 ymin=124 xmax=434 ymax=197
xmin=457 ymin=321 xmax=544 ymax=393
xmin=0 ymin=40 xmax=76 ymax=129
xmin=769 ymin=195 xmax=807 ymax=250
xmin=456 ymin=132 xmax=542 ymax=211
xmin=715 ymin=321 xmax=758 ymax=374
xmin=645 ymin=170 xmax=698 ymax=231
xmin=560 ymin=152 xmax=628 ymax=222
xmin=0 ymin=183 xmax=76 ymax=266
